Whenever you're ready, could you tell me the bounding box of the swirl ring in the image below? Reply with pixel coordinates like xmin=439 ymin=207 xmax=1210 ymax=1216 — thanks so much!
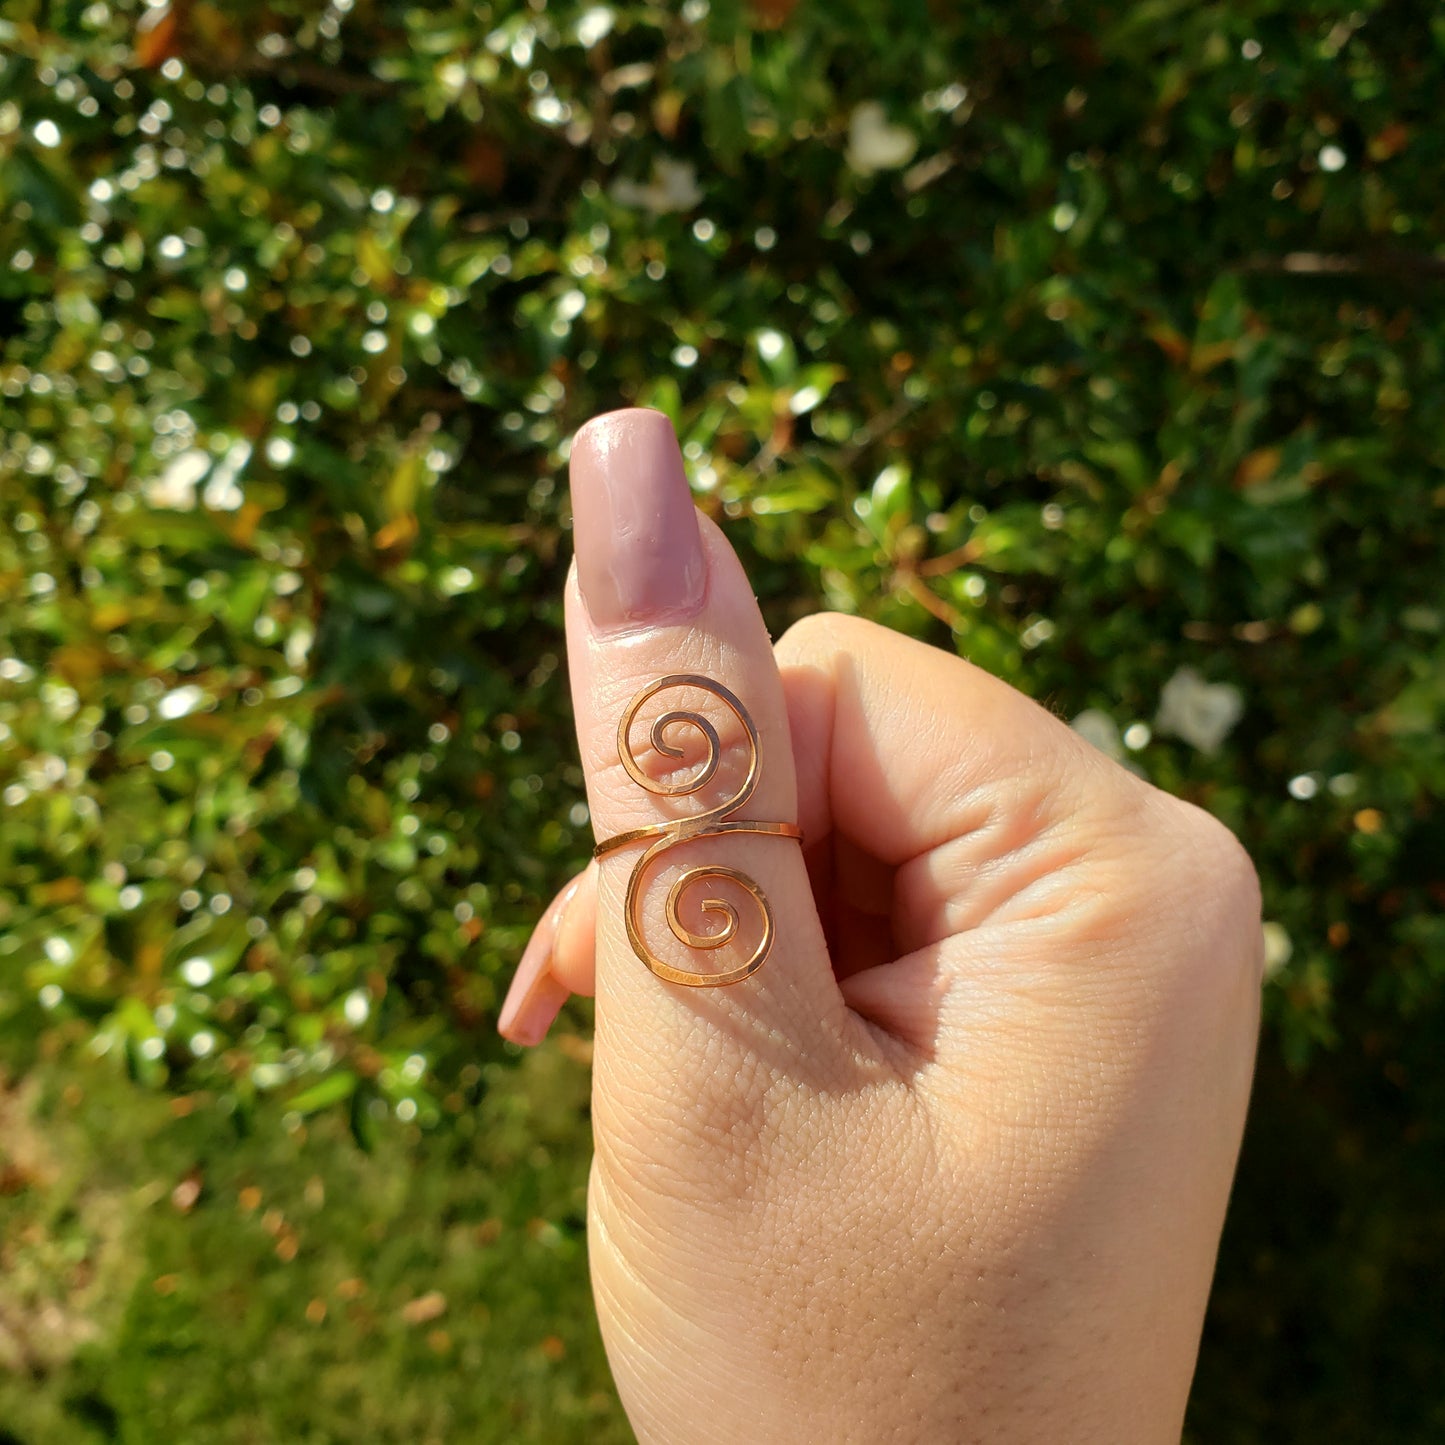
xmin=592 ymin=675 xmax=802 ymax=987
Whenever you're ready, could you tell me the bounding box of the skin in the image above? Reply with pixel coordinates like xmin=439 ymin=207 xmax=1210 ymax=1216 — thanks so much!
xmin=501 ymin=412 xmax=1263 ymax=1444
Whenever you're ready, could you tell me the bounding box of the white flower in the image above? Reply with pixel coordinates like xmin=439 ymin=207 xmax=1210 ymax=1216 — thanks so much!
xmin=1071 ymin=708 xmax=1123 ymax=760
xmin=575 ymin=5 xmax=615 ymax=47
xmin=846 ymin=101 xmax=918 ymax=175
xmin=157 ymin=684 xmax=205 ymax=720
xmin=204 ymin=439 xmax=251 ymax=511
xmin=1261 ymin=922 xmax=1292 ymax=978
xmin=144 ymin=448 xmax=209 ymax=510
xmin=611 ymin=157 xmax=702 ymax=214
xmin=1154 ymin=667 xmax=1244 ymax=755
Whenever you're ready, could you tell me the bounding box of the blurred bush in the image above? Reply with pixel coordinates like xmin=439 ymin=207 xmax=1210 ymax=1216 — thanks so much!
xmin=0 ymin=0 xmax=1441 ymax=1439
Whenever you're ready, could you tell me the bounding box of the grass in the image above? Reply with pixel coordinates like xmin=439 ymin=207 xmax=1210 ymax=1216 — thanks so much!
xmin=0 ymin=1021 xmax=633 ymax=1445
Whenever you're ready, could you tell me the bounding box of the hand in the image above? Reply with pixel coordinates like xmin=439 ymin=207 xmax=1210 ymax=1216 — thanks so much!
xmin=499 ymin=410 xmax=1262 ymax=1444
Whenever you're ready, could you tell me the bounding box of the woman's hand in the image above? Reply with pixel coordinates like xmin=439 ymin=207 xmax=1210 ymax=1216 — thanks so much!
xmin=499 ymin=409 xmax=1262 ymax=1444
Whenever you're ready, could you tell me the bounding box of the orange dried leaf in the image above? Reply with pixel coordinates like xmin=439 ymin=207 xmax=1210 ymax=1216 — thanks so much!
xmin=34 ymin=877 xmax=85 ymax=905
xmin=751 ymin=0 xmax=799 ymax=28
xmin=1191 ymin=339 xmax=1238 ymax=373
xmin=1234 ymin=447 xmax=1282 ymax=489
xmin=373 ymin=513 xmax=418 ymax=551
xmin=400 ymin=1290 xmax=448 ymax=1325
xmin=134 ymin=5 xmax=180 ymax=68
xmin=1146 ymin=323 xmax=1189 ymax=366
xmin=1368 ymin=123 xmax=1409 ymax=161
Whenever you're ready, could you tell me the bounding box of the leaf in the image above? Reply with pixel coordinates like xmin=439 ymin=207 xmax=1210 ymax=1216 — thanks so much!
xmin=1234 ymin=447 xmax=1282 ymax=489
xmin=288 ymin=1071 xmax=360 ymax=1117
xmin=133 ymin=4 xmax=179 ymax=68
xmin=349 ymin=1084 xmax=379 ymax=1153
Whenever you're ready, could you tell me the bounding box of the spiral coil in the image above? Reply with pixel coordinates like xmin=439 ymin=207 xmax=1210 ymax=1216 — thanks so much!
xmin=592 ymin=675 xmax=802 ymax=987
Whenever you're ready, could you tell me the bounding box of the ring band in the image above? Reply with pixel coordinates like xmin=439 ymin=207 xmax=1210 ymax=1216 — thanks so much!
xmin=592 ymin=674 xmax=803 ymax=988
xmin=594 ymin=818 xmax=803 ymax=860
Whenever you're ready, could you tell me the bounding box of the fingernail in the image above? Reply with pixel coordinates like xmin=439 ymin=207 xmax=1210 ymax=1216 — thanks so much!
xmin=497 ymin=881 xmax=579 ymax=1046
xmin=497 ymin=930 xmax=571 ymax=1046
xmin=569 ymin=408 xmax=705 ymax=631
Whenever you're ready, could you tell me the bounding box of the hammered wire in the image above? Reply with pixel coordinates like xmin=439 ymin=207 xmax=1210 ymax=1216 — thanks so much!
xmin=592 ymin=675 xmax=802 ymax=987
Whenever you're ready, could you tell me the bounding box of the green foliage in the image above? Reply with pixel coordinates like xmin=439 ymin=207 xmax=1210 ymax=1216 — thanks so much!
xmin=1 ymin=0 xmax=1442 ymax=1439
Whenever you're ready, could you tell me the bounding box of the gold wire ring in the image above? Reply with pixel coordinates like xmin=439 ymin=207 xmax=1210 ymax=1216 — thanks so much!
xmin=592 ymin=674 xmax=802 ymax=987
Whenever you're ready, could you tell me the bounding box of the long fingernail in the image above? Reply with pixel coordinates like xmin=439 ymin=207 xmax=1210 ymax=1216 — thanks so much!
xmin=497 ymin=881 xmax=579 ymax=1046
xmin=569 ymin=408 xmax=706 ymax=631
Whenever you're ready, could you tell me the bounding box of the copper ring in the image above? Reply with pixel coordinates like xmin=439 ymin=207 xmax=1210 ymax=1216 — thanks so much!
xmin=592 ymin=675 xmax=802 ymax=987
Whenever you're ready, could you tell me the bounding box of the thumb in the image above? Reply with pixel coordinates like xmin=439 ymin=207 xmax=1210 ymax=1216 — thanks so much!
xmin=564 ymin=410 xmax=845 ymax=1075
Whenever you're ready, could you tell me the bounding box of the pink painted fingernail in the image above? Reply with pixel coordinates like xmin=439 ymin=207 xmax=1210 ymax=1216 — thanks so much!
xmin=497 ymin=880 xmax=580 ymax=1046
xmin=569 ymin=408 xmax=705 ymax=632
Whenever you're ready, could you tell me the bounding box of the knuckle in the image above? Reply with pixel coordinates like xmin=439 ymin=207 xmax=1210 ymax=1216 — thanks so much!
xmin=1174 ymin=798 xmax=1261 ymax=912
xmin=774 ymin=609 xmax=866 ymax=665
xmin=1148 ymin=793 xmax=1265 ymax=990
